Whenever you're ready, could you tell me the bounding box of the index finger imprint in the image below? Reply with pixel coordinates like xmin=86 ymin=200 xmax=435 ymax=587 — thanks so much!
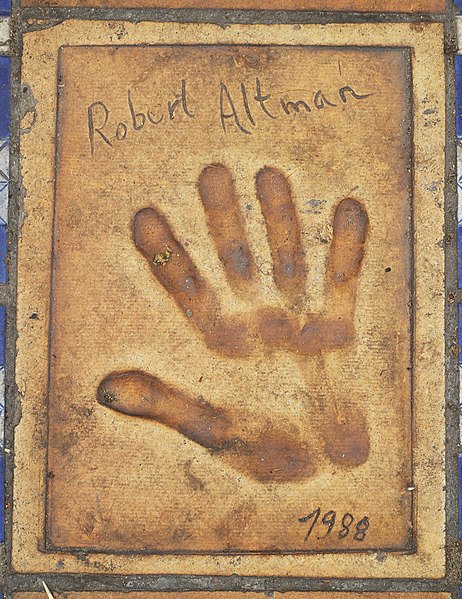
xmin=133 ymin=207 xmax=219 ymax=333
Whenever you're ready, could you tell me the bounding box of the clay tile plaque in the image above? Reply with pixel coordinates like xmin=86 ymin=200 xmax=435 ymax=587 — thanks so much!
xmin=14 ymin=21 xmax=445 ymax=578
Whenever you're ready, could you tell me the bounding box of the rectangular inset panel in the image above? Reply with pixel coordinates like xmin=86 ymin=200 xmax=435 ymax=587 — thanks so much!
xmin=47 ymin=43 xmax=412 ymax=554
xmin=14 ymin=21 xmax=445 ymax=579
xmin=19 ymin=0 xmax=445 ymax=12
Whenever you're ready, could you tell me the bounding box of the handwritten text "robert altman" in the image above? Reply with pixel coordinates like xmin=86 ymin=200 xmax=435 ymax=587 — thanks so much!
xmin=87 ymin=78 xmax=374 ymax=156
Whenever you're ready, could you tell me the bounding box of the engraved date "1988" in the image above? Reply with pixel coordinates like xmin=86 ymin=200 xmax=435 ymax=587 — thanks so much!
xmin=298 ymin=508 xmax=370 ymax=542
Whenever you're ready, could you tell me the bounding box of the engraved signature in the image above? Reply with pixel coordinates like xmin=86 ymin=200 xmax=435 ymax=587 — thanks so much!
xmin=87 ymin=79 xmax=373 ymax=155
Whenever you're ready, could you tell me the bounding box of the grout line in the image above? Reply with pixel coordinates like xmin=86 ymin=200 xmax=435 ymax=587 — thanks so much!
xmin=4 ymin=573 xmax=462 ymax=593
xmin=15 ymin=8 xmax=448 ymax=26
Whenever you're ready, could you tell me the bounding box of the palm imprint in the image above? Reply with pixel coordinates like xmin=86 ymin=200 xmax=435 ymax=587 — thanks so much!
xmin=97 ymin=165 xmax=369 ymax=483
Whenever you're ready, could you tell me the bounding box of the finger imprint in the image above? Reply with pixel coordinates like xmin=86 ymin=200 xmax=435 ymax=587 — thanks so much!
xmin=133 ymin=207 xmax=219 ymax=334
xmin=97 ymin=370 xmax=317 ymax=482
xmin=97 ymin=370 xmax=233 ymax=451
xmin=297 ymin=355 xmax=370 ymax=468
xmin=198 ymin=164 xmax=257 ymax=293
xmin=256 ymin=167 xmax=306 ymax=308
xmin=326 ymin=198 xmax=369 ymax=320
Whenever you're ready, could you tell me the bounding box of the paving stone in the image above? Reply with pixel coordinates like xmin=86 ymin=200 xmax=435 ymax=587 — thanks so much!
xmin=12 ymin=20 xmax=446 ymax=579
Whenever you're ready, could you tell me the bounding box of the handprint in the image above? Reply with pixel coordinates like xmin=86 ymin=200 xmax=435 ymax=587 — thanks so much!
xmin=97 ymin=165 xmax=369 ymax=483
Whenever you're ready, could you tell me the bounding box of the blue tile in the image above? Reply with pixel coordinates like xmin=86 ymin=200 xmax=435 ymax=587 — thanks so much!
xmin=459 ymin=305 xmax=462 ymax=366
xmin=459 ymin=457 xmax=462 ymax=542
xmin=456 ymin=0 xmax=462 ymax=11
xmin=0 ymin=57 xmax=9 ymax=284
xmin=0 ymin=58 xmax=9 ymax=139
xmin=458 ymin=222 xmax=462 ymax=288
xmin=0 ymin=226 xmax=7 ymax=286
xmin=0 ymin=451 xmax=4 ymax=543
xmin=0 ymin=0 xmax=10 ymax=16
xmin=456 ymin=55 xmax=462 ymax=140
xmin=459 ymin=303 xmax=462 ymax=537
xmin=0 ymin=307 xmax=5 ymax=544
xmin=0 ymin=307 xmax=6 ymax=370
